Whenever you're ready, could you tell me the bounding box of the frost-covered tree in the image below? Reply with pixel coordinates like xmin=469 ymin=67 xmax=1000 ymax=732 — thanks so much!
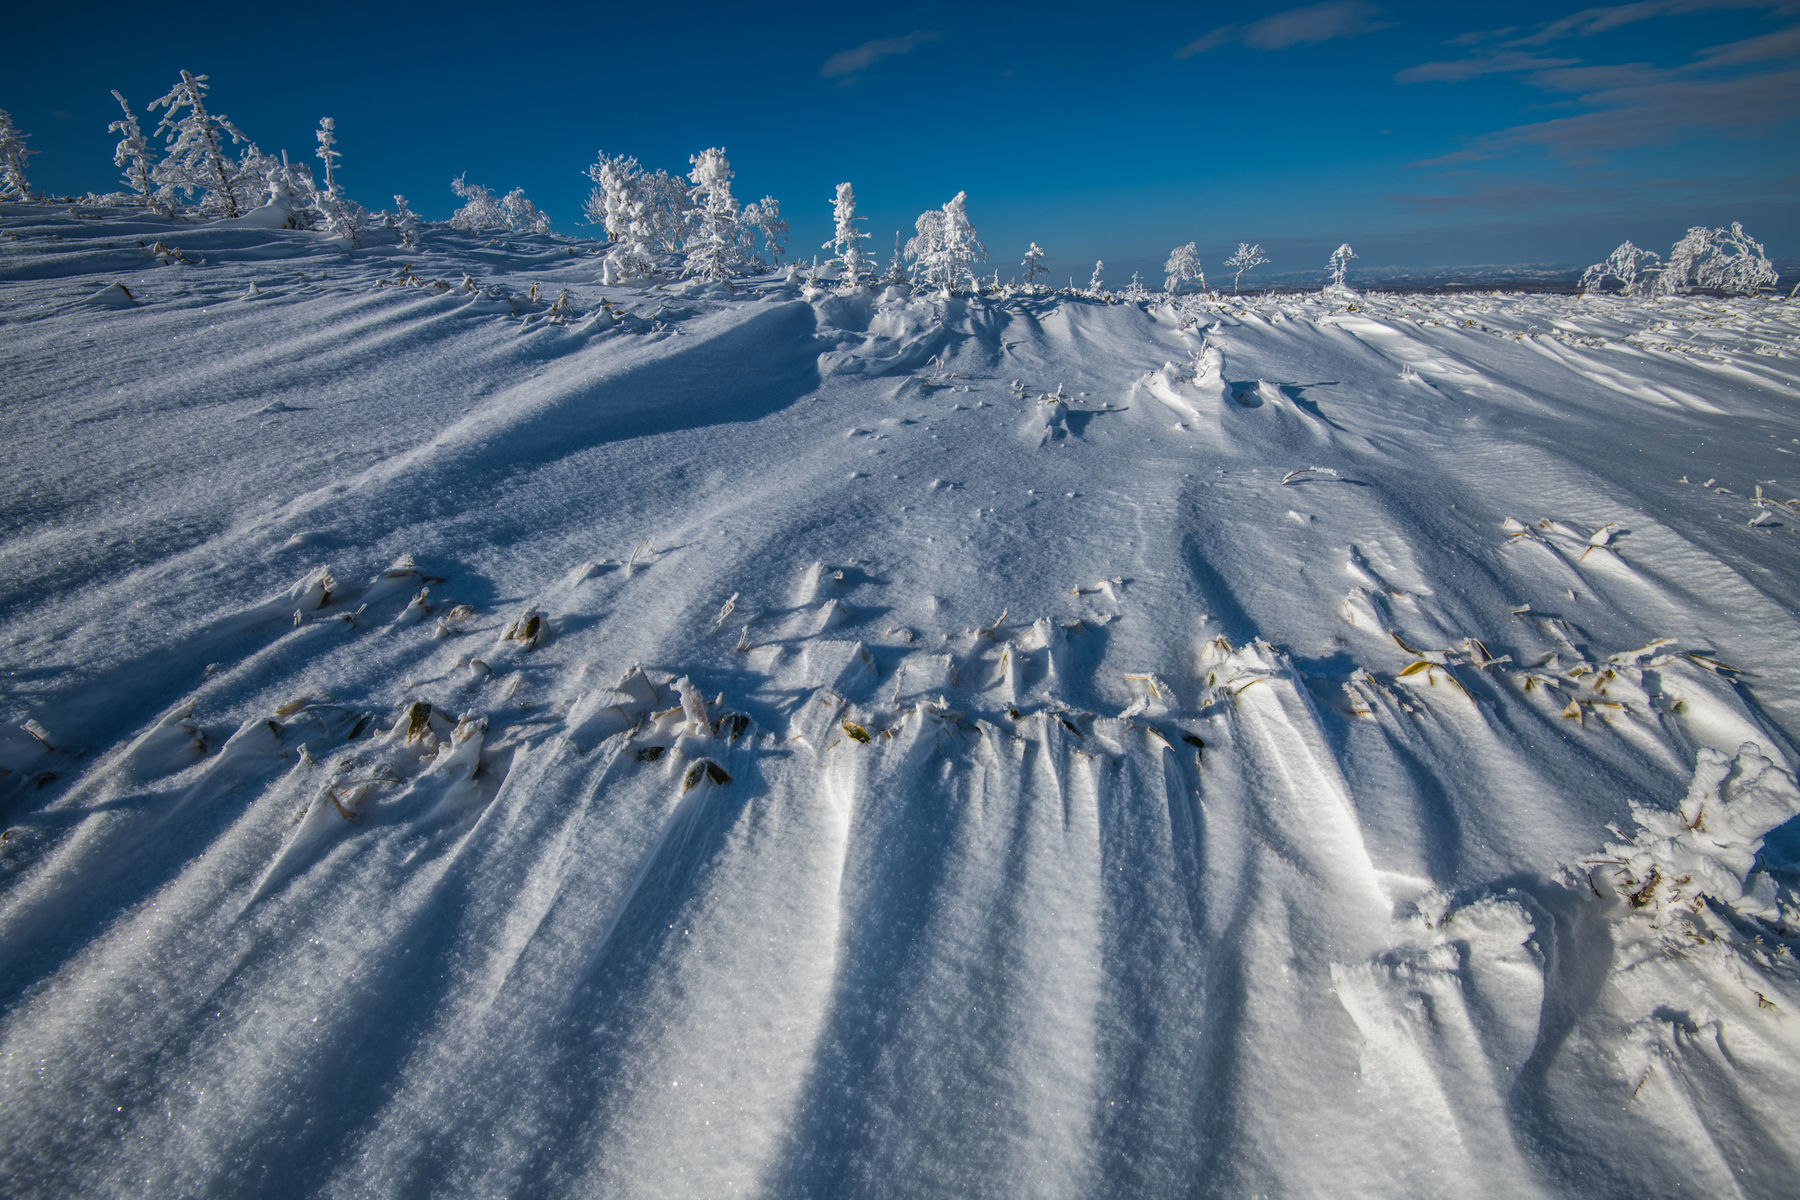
xmin=824 ymin=182 xmax=870 ymax=284
xmin=1089 ymin=259 xmax=1106 ymax=296
xmin=1655 ymin=222 xmax=1779 ymax=297
xmin=1164 ymin=242 xmax=1205 ymax=294
xmin=1123 ymin=271 xmax=1148 ymax=303
xmin=108 ymin=92 xmax=155 ymax=208
xmin=1021 ymin=242 xmax=1048 ymax=289
xmin=886 ymin=231 xmax=907 ymax=285
xmin=148 ymin=71 xmax=254 ymax=217
xmin=905 ymin=191 xmax=986 ymax=294
xmin=1226 ymin=242 xmax=1268 ymax=293
xmin=585 ymin=152 xmax=656 ymax=280
xmin=683 ymin=147 xmax=740 ymax=282
xmin=261 ymin=150 xmax=320 ymax=228
xmin=1326 ymin=243 xmax=1357 ymax=290
xmin=742 ymin=195 xmax=787 ymax=267
xmin=315 ymin=118 xmax=342 ymax=202
xmin=1579 ymin=240 xmax=1661 ymax=297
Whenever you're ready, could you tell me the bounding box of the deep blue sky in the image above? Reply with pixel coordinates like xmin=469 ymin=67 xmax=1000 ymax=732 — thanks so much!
xmin=10 ymin=2 xmax=1798 ymax=280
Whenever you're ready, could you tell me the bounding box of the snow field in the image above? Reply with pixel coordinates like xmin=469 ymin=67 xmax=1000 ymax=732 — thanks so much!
xmin=3 ymin=202 xmax=1800 ymax=1196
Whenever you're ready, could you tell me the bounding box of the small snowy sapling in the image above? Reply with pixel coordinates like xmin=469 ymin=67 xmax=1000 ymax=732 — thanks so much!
xmin=1089 ymin=259 xmax=1106 ymax=298
xmin=683 ymin=147 xmax=740 ymax=282
xmin=449 ymin=175 xmax=505 ymax=231
xmin=1164 ymin=242 xmax=1206 ymax=295
xmin=824 ymin=182 xmax=870 ymax=285
xmin=1021 ymin=242 xmax=1048 ymax=290
xmin=108 ymin=92 xmax=155 ymax=208
xmin=1326 ymin=243 xmax=1357 ymax=291
xmin=148 ymin=71 xmax=254 ymax=217
xmin=1225 ymin=242 xmax=1268 ymax=294
xmin=742 ymin=195 xmax=788 ymax=267
xmin=905 ymin=191 xmax=986 ymax=295
xmin=0 ymin=110 xmax=30 ymax=200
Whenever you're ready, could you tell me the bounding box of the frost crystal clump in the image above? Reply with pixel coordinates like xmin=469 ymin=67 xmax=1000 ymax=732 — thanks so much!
xmin=1586 ymin=745 xmax=1800 ymax=936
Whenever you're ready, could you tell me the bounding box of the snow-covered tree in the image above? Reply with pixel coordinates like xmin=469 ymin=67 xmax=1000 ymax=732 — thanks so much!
xmin=108 ymin=92 xmax=155 ymax=208
xmin=742 ymin=195 xmax=787 ymax=267
xmin=1021 ymin=242 xmax=1048 ymax=289
xmin=1326 ymin=242 xmax=1357 ymax=290
xmin=905 ymin=191 xmax=986 ymax=294
xmin=824 ymin=182 xmax=870 ymax=284
xmin=1164 ymin=242 xmax=1205 ymax=294
xmin=449 ymin=175 xmax=505 ymax=231
xmin=683 ymin=147 xmax=740 ymax=282
xmin=1579 ymin=240 xmax=1661 ymax=297
xmin=1088 ymin=259 xmax=1105 ymax=296
xmin=1123 ymin=271 xmax=1148 ymax=303
xmin=1225 ymin=242 xmax=1268 ymax=293
xmin=148 ymin=71 xmax=254 ymax=217
xmin=261 ymin=150 xmax=320 ymax=228
xmin=886 ymin=232 xmax=907 ymax=285
xmin=584 ymin=152 xmax=657 ymax=280
xmin=312 ymin=118 xmax=365 ymax=243
xmin=501 ymin=187 xmax=552 ymax=234
xmin=1655 ymin=222 xmax=1779 ymax=297
xmin=391 ymin=194 xmax=420 ymax=249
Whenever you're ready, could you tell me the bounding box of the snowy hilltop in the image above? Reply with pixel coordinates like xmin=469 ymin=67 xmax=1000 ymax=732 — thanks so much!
xmin=2 ymin=191 xmax=1800 ymax=1200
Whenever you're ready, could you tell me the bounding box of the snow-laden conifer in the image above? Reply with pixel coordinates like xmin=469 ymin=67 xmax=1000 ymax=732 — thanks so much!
xmin=1164 ymin=242 xmax=1205 ymax=295
xmin=0 ymin=111 xmax=30 ymax=200
xmin=824 ymin=182 xmax=869 ymax=285
xmin=683 ymin=147 xmax=740 ymax=282
xmin=313 ymin=118 xmax=364 ymax=243
xmin=1226 ymin=242 xmax=1268 ymax=293
xmin=108 ymin=92 xmax=155 ymax=208
xmin=742 ymin=195 xmax=787 ymax=267
xmin=1326 ymin=243 xmax=1357 ymax=291
xmin=1089 ymin=259 xmax=1106 ymax=296
xmin=905 ymin=192 xmax=985 ymax=294
xmin=148 ymin=71 xmax=252 ymax=217
xmin=391 ymin=194 xmax=420 ymax=249
xmin=1022 ymin=242 xmax=1048 ymax=290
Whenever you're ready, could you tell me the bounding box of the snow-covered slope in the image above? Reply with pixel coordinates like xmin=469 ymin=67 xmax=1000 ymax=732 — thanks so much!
xmin=3 ymin=202 xmax=1800 ymax=1198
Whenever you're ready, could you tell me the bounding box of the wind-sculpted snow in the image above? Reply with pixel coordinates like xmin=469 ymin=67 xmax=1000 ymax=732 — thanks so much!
xmin=3 ymin=203 xmax=1800 ymax=1197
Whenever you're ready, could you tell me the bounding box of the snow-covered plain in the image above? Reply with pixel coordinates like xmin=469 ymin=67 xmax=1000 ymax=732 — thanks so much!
xmin=3 ymin=201 xmax=1800 ymax=1198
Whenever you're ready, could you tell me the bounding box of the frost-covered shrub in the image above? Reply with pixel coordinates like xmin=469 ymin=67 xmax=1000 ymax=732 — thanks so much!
xmin=449 ymin=176 xmax=548 ymax=235
xmin=905 ymin=191 xmax=986 ymax=294
xmin=449 ymin=175 xmax=505 ymax=231
xmin=1164 ymin=242 xmax=1205 ymax=294
xmin=1580 ymin=240 xmax=1662 ymax=296
xmin=390 ymin=194 xmax=420 ymax=249
xmin=1088 ymin=259 xmax=1106 ymax=297
xmin=313 ymin=118 xmax=366 ymax=243
xmin=683 ymin=147 xmax=740 ymax=281
xmin=1656 ymin=222 xmax=1779 ymax=297
xmin=501 ymin=187 xmax=552 ymax=235
xmin=0 ymin=110 xmax=33 ymax=200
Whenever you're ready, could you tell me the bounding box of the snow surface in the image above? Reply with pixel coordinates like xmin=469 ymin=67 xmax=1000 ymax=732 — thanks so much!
xmin=3 ymin=201 xmax=1800 ymax=1198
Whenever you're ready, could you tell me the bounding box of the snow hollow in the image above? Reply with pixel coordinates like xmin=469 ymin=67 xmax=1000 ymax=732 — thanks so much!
xmin=3 ymin=200 xmax=1800 ymax=1199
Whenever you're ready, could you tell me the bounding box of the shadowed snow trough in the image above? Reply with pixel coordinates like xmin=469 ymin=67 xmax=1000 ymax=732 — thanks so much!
xmin=3 ymin=202 xmax=1800 ymax=1198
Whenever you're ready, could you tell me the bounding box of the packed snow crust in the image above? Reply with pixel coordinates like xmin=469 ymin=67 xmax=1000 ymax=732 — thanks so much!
xmin=3 ymin=202 xmax=1800 ymax=1198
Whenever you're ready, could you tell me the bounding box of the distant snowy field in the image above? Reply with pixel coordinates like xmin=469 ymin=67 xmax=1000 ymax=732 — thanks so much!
xmin=3 ymin=202 xmax=1800 ymax=1198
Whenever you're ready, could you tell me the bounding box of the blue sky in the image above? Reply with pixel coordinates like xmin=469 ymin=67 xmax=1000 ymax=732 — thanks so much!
xmin=9 ymin=1 xmax=1798 ymax=280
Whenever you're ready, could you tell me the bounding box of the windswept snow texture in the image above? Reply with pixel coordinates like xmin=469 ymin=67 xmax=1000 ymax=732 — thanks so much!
xmin=5 ymin=201 xmax=1800 ymax=1199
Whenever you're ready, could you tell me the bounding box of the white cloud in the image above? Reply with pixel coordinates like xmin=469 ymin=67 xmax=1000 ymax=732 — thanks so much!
xmin=820 ymin=30 xmax=940 ymax=78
